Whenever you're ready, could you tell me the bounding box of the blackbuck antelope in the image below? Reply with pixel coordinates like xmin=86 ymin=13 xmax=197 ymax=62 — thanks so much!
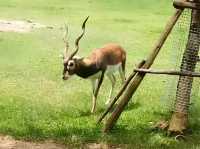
xmin=62 ymin=17 xmax=126 ymax=113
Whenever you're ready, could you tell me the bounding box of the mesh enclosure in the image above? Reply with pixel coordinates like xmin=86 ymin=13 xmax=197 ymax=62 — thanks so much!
xmin=162 ymin=9 xmax=200 ymax=112
xmin=162 ymin=9 xmax=191 ymax=109
xmin=175 ymin=10 xmax=200 ymax=114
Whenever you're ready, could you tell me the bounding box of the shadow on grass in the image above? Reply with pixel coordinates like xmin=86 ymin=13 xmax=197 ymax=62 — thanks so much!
xmin=99 ymin=102 xmax=142 ymax=114
xmin=126 ymin=102 xmax=142 ymax=111
xmin=1 ymin=96 xmax=200 ymax=148
xmin=105 ymin=122 xmax=200 ymax=149
xmin=69 ymin=106 xmax=106 ymax=117
xmin=2 ymin=116 xmax=200 ymax=149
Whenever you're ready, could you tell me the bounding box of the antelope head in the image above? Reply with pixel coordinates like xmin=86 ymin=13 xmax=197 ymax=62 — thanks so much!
xmin=62 ymin=16 xmax=89 ymax=80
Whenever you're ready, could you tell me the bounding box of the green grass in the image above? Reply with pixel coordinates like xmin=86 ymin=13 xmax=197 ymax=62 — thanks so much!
xmin=1 ymin=0 xmax=200 ymax=148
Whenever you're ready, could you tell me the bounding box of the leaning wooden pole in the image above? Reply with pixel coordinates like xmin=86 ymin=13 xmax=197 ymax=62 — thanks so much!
xmin=168 ymin=0 xmax=200 ymax=134
xmin=103 ymin=9 xmax=184 ymax=133
xmin=97 ymin=60 xmax=145 ymax=123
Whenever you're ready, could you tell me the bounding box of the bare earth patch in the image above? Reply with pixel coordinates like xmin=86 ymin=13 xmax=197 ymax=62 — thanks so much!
xmin=0 ymin=135 xmax=125 ymax=149
xmin=0 ymin=19 xmax=47 ymax=33
xmin=0 ymin=135 xmax=66 ymax=149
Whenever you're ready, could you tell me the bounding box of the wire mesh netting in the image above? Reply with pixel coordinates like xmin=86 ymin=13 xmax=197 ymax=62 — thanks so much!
xmin=162 ymin=9 xmax=200 ymax=113
xmin=175 ymin=10 xmax=200 ymax=114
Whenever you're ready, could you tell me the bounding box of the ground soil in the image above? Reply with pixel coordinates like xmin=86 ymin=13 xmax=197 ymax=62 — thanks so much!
xmin=0 ymin=135 xmax=125 ymax=149
xmin=0 ymin=135 xmax=67 ymax=149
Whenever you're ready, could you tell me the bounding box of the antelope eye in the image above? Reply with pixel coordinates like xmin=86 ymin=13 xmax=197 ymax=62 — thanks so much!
xmin=69 ymin=62 xmax=74 ymax=67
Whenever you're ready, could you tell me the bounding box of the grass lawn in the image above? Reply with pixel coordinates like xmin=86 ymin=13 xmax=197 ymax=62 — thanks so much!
xmin=0 ymin=0 xmax=200 ymax=148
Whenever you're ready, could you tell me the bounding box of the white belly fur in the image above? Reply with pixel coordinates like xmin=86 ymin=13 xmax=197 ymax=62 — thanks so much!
xmin=88 ymin=63 xmax=122 ymax=80
xmin=106 ymin=63 xmax=122 ymax=75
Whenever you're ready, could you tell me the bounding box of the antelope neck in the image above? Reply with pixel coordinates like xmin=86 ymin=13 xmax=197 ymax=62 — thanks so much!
xmin=75 ymin=59 xmax=101 ymax=78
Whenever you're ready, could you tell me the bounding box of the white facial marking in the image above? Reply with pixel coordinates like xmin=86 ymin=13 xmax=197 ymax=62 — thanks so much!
xmin=67 ymin=60 xmax=75 ymax=69
xmin=73 ymin=55 xmax=81 ymax=60
xmin=63 ymin=71 xmax=70 ymax=80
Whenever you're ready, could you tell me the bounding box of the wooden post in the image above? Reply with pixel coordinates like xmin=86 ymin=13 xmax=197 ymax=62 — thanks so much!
xmin=168 ymin=0 xmax=200 ymax=134
xmin=103 ymin=9 xmax=183 ymax=133
xmin=173 ymin=0 xmax=200 ymax=10
xmin=134 ymin=68 xmax=200 ymax=77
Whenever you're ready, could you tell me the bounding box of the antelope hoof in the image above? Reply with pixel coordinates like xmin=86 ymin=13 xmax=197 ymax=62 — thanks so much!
xmin=91 ymin=109 xmax=95 ymax=114
xmin=91 ymin=107 xmax=96 ymax=113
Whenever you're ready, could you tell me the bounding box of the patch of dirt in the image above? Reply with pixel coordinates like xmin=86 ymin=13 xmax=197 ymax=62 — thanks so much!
xmin=0 ymin=135 xmax=125 ymax=149
xmin=0 ymin=19 xmax=49 ymax=33
xmin=0 ymin=135 xmax=66 ymax=149
xmin=85 ymin=143 xmax=125 ymax=149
